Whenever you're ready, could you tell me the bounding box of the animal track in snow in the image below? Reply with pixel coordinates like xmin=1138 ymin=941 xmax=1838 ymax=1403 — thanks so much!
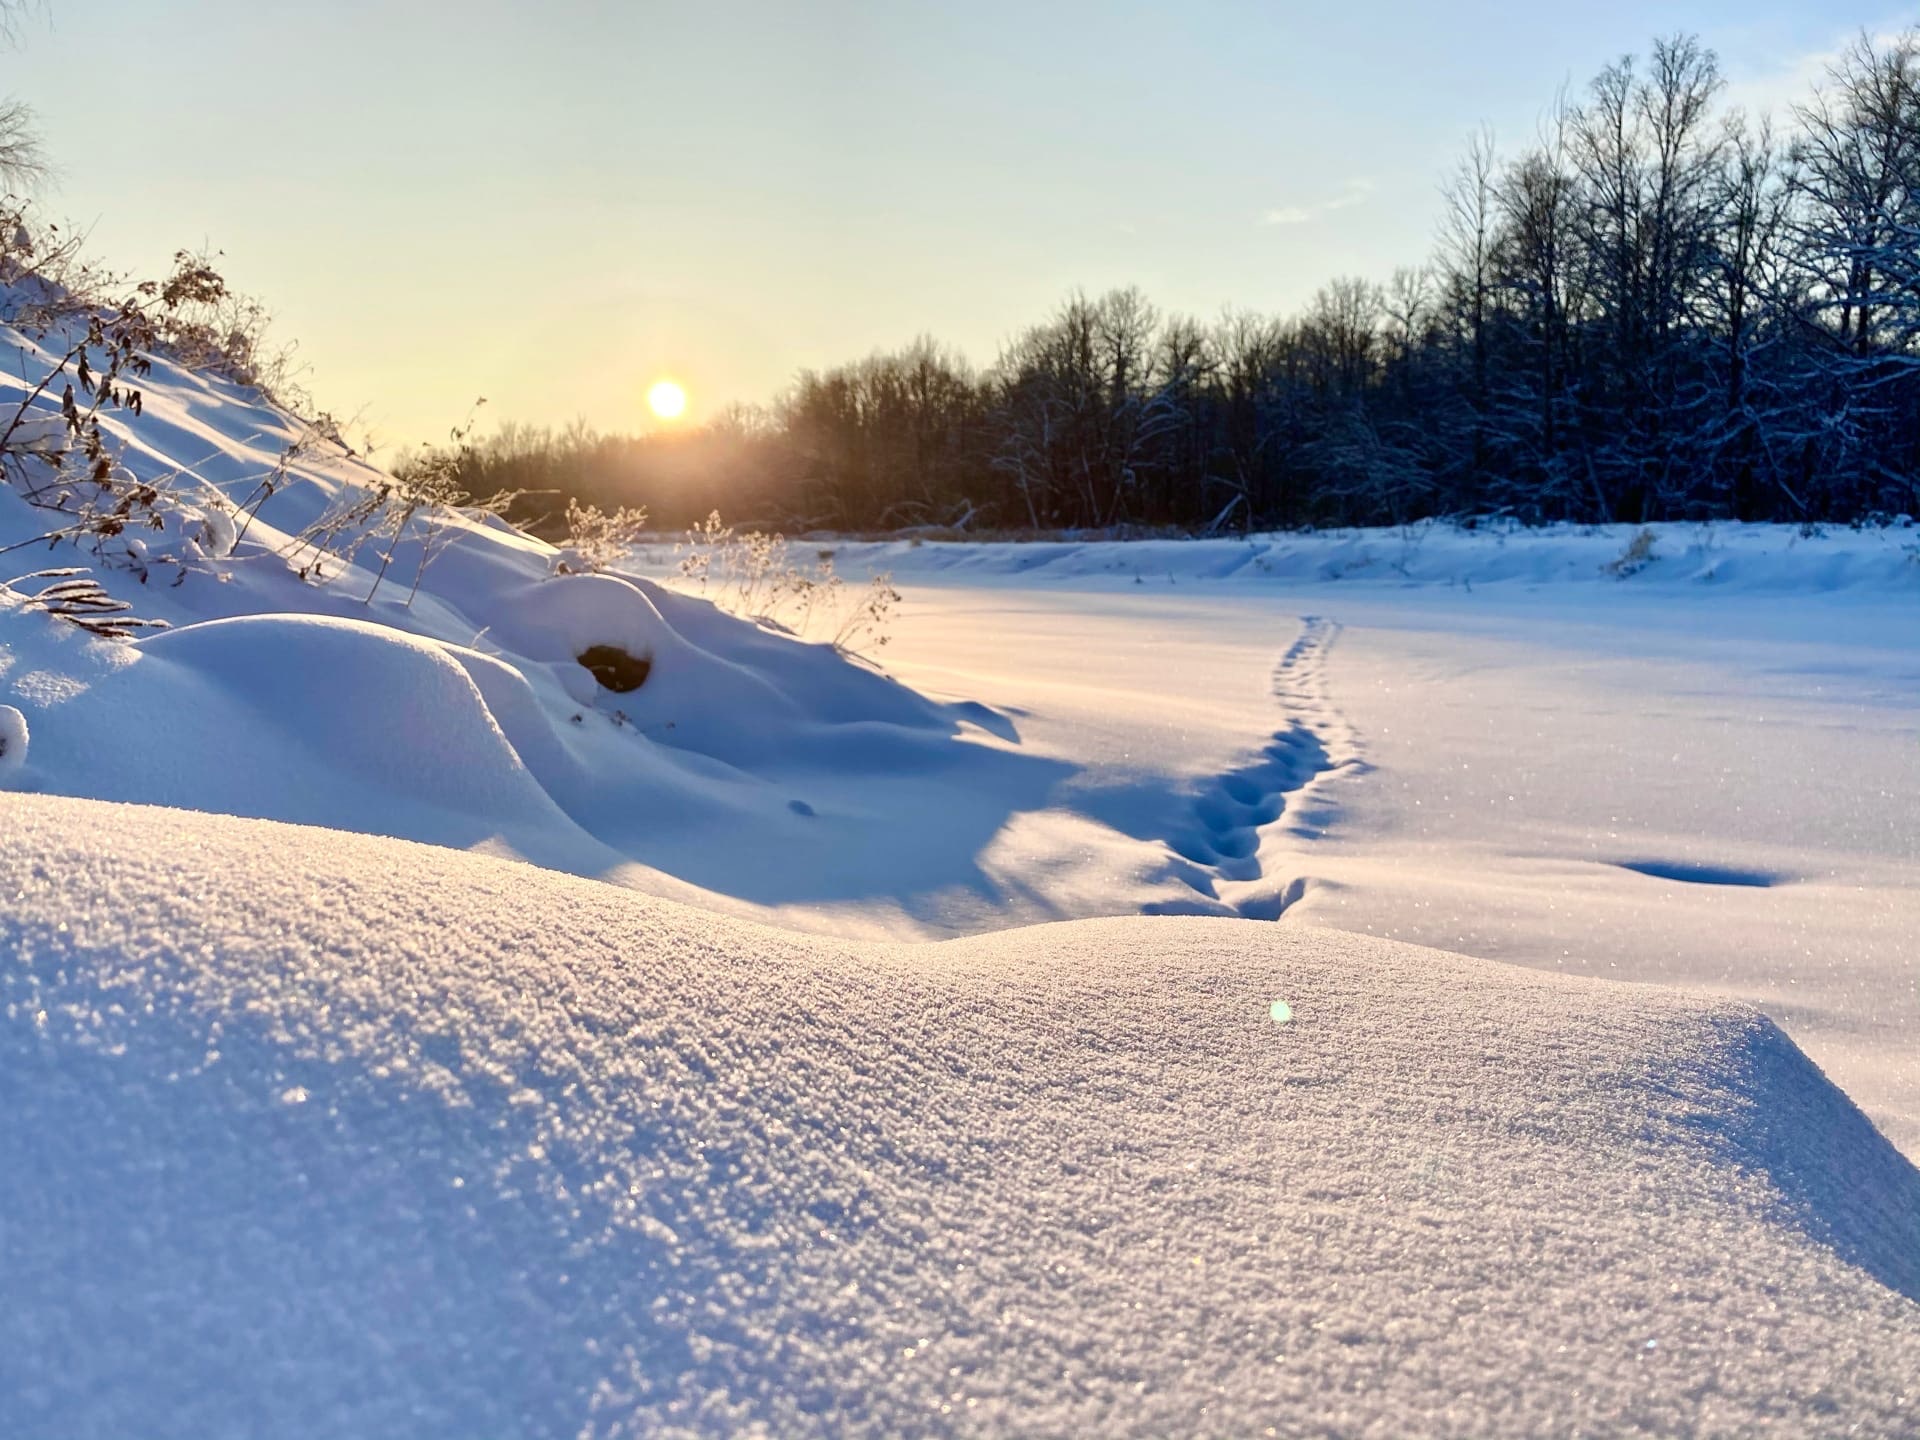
xmin=1159 ymin=617 xmax=1368 ymax=919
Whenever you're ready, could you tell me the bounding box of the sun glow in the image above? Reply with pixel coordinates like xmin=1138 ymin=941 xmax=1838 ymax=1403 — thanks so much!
xmin=647 ymin=378 xmax=688 ymax=420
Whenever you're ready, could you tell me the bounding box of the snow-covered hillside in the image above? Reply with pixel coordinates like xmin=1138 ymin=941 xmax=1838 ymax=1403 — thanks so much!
xmin=5 ymin=794 xmax=1918 ymax=1438
xmin=0 ymin=295 xmax=1049 ymax=935
xmin=3 ymin=300 xmax=1918 ymax=1435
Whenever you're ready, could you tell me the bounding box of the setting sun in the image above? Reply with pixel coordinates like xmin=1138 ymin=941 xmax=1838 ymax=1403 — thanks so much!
xmin=647 ymin=378 xmax=687 ymax=420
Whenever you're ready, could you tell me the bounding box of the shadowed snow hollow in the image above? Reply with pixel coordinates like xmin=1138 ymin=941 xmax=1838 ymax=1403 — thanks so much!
xmin=1 ymin=794 xmax=1915 ymax=1439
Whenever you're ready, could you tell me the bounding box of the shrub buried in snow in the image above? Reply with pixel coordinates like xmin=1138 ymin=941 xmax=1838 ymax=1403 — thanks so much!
xmin=674 ymin=511 xmax=901 ymax=653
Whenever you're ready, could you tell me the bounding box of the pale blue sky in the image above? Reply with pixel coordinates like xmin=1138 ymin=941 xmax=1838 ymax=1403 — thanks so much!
xmin=5 ymin=2 xmax=1895 ymax=447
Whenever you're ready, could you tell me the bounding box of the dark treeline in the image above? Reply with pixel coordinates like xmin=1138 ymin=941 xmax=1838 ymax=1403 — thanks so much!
xmin=477 ymin=31 xmax=1920 ymax=537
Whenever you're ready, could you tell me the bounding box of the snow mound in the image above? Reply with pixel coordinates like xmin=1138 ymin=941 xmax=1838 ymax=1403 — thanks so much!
xmin=2 ymin=792 xmax=1914 ymax=1438
xmin=137 ymin=614 xmax=547 ymax=814
xmin=14 ymin=610 xmax=597 ymax=873
xmin=0 ymin=701 xmax=24 ymax=780
xmin=0 ymin=571 xmax=1069 ymax=931
xmin=480 ymin=571 xmax=677 ymax=668
xmin=477 ymin=572 xmax=813 ymax=741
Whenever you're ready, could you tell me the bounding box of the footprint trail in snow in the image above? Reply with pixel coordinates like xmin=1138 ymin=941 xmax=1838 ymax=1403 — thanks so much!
xmin=1159 ymin=616 xmax=1369 ymax=919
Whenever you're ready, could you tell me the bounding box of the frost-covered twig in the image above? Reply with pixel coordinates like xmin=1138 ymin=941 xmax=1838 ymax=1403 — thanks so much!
xmin=3 ymin=566 xmax=169 ymax=639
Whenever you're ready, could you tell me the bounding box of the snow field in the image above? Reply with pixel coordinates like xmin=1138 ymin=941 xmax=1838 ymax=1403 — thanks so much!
xmin=2 ymin=793 xmax=1916 ymax=1438
xmin=3 ymin=289 xmax=1918 ymax=1435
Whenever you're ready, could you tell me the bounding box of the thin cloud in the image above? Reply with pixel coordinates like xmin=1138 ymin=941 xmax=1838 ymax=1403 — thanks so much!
xmin=1260 ymin=178 xmax=1375 ymax=228
xmin=1720 ymin=22 xmax=1909 ymax=124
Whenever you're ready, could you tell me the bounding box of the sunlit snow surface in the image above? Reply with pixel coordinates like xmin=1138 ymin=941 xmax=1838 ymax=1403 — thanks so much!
xmin=2 ymin=311 xmax=1918 ymax=1433
xmin=3 ymin=795 xmax=1918 ymax=1438
xmin=837 ymin=559 xmax=1920 ymax=1163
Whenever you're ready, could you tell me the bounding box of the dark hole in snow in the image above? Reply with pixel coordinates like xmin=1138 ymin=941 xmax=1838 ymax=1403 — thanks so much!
xmin=1616 ymin=860 xmax=1778 ymax=888
xmin=577 ymin=645 xmax=651 ymax=693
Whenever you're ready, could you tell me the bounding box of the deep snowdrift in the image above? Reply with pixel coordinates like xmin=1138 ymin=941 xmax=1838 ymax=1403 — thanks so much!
xmin=0 ymin=305 xmax=1053 ymax=932
xmin=3 ymin=793 xmax=1916 ymax=1439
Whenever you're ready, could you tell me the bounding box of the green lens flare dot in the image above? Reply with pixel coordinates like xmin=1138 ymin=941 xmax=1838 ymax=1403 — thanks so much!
xmin=1270 ymin=1000 xmax=1294 ymax=1025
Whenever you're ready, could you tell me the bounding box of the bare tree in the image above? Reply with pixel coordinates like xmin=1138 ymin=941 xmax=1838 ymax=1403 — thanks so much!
xmin=0 ymin=100 xmax=43 ymax=191
xmin=1494 ymin=115 xmax=1586 ymax=510
xmin=1789 ymin=32 xmax=1920 ymax=358
xmin=0 ymin=3 xmax=47 ymax=191
xmin=1436 ymin=128 xmax=1500 ymax=500
xmin=1711 ymin=122 xmax=1782 ymax=408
